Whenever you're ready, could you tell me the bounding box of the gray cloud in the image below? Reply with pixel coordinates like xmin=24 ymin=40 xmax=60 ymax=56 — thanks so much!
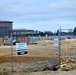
xmin=0 ymin=0 xmax=76 ymax=31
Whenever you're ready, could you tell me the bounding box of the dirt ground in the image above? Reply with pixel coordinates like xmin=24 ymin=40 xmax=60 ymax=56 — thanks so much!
xmin=12 ymin=70 xmax=76 ymax=75
xmin=0 ymin=39 xmax=76 ymax=75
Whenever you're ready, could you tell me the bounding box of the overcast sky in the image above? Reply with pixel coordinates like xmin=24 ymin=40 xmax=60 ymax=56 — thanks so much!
xmin=0 ymin=0 xmax=76 ymax=32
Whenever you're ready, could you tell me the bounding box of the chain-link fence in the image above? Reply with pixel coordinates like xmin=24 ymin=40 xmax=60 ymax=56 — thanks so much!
xmin=0 ymin=30 xmax=76 ymax=73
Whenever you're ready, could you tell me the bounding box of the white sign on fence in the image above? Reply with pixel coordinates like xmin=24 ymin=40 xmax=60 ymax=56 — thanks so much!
xmin=16 ymin=43 xmax=28 ymax=55
xmin=54 ymin=38 xmax=59 ymax=46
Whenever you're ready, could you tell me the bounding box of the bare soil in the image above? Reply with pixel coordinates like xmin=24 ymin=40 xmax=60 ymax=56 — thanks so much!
xmin=0 ymin=39 xmax=76 ymax=75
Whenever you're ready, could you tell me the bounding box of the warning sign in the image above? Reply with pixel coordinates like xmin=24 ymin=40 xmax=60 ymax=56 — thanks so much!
xmin=54 ymin=38 xmax=59 ymax=46
xmin=16 ymin=43 xmax=28 ymax=55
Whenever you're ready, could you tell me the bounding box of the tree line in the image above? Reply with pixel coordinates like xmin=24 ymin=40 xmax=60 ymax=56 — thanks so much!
xmin=36 ymin=27 xmax=76 ymax=36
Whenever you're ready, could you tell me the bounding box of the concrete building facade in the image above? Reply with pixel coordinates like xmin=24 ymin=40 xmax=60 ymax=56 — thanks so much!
xmin=0 ymin=21 xmax=13 ymax=37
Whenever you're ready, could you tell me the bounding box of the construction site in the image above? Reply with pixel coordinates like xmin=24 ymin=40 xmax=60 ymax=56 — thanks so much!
xmin=0 ymin=38 xmax=76 ymax=75
xmin=0 ymin=21 xmax=76 ymax=75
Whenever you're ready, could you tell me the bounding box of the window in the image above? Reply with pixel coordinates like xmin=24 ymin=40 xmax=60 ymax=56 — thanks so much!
xmin=14 ymin=32 xmax=16 ymax=34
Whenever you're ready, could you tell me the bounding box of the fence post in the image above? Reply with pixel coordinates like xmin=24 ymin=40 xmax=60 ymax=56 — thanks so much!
xmin=58 ymin=28 xmax=61 ymax=68
xmin=11 ymin=32 xmax=14 ymax=73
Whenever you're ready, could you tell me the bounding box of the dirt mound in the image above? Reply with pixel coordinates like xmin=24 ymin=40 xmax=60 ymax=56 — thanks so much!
xmin=60 ymin=57 xmax=76 ymax=71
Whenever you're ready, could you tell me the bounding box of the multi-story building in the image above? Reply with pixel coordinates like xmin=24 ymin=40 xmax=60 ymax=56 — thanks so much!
xmin=0 ymin=21 xmax=39 ymax=38
xmin=0 ymin=21 xmax=13 ymax=37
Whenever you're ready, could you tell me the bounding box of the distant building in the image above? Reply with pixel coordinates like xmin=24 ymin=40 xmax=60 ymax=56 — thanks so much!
xmin=0 ymin=21 xmax=39 ymax=38
xmin=10 ymin=29 xmax=35 ymax=37
xmin=0 ymin=21 xmax=13 ymax=37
